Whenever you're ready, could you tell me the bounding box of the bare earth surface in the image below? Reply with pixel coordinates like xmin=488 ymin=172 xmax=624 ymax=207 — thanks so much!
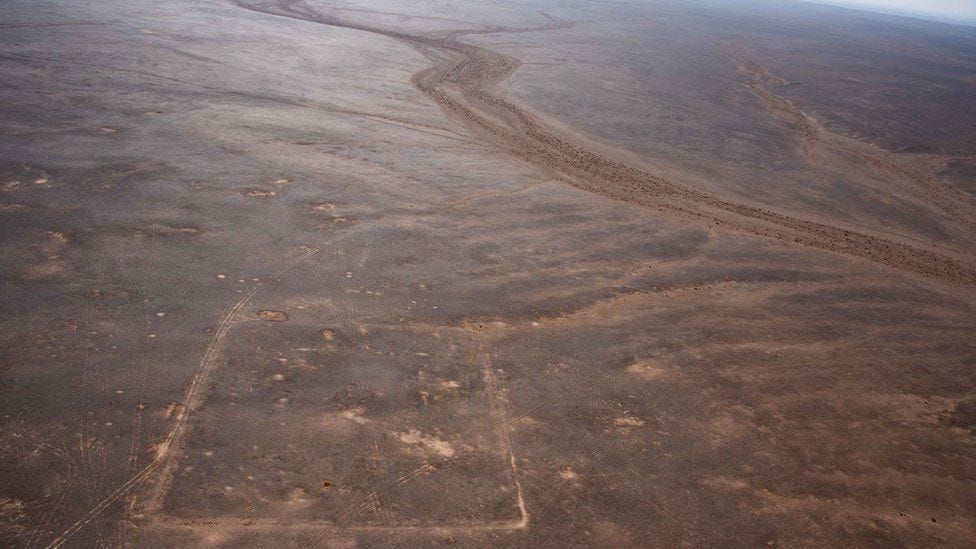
xmin=2 ymin=0 xmax=976 ymax=546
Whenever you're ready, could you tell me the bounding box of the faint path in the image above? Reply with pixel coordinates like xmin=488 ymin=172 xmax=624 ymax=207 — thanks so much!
xmin=43 ymin=237 xmax=351 ymax=548
xmin=38 ymin=2 xmax=976 ymax=545
xmin=723 ymin=42 xmax=976 ymax=237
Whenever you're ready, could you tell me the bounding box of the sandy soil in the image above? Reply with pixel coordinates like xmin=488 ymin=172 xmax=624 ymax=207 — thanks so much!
xmin=1 ymin=0 xmax=975 ymax=547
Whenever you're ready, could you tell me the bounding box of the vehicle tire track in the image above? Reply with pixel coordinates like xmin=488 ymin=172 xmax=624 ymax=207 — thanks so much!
xmin=42 ymin=238 xmax=352 ymax=548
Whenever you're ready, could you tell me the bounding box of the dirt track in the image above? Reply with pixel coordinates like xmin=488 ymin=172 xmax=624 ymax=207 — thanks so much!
xmin=5 ymin=1 xmax=976 ymax=547
xmin=233 ymin=0 xmax=976 ymax=287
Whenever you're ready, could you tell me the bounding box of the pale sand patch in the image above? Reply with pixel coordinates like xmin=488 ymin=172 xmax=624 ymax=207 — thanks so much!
xmin=613 ymin=415 xmax=646 ymax=428
xmin=319 ymin=407 xmax=369 ymax=436
xmin=398 ymin=429 xmax=455 ymax=458
xmin=625 ymin=359 xmax=667 ymax=380
xmin=437 ymin=380 xmax=461 ymax=391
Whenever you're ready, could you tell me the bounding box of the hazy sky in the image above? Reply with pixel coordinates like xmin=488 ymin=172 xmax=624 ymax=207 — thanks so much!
xmin=809 ymin=0 xmax=976 ymax=22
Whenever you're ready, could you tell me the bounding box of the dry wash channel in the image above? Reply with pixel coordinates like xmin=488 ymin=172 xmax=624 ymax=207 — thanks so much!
xmin=230 ymin=0 xmax=976 ymax=286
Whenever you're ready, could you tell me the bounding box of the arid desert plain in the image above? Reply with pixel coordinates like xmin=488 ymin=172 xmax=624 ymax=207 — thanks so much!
xmin=2 ymin=0 xmax=976 ymax=546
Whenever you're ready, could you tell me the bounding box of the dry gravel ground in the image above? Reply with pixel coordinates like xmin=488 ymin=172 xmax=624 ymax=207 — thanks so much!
xmin=1 ymin=0 xmax=975 ymax=547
